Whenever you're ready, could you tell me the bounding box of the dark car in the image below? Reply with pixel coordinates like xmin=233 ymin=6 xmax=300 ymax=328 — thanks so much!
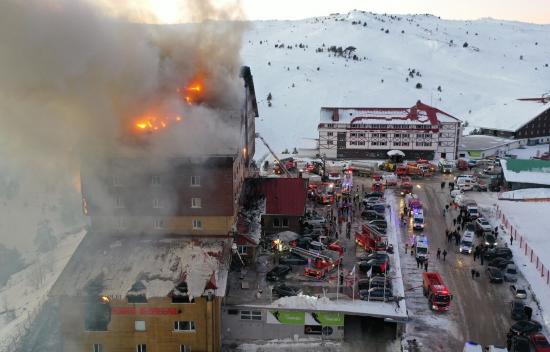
xmin=358 ymin=258 xmax=389 ymax=274
xmin=509 ymin=320 xmax=542 ymax=336
xmin=295 ymin=237 xmax=313 ymax=249
xmin=484 ymin=234 xmax=497 ymax=247
xmin=484 ymin=247 xmax=513 ymax=260
xmin=488 ymin=257 xmax=514 ymax=270
xmin=487 ymin=266 xmax=504 ymax=283
xmin=368 ymin=220 xmax=387 ymax=230
xmin=357 ymin=252 xmax=390 ymax=262
xmin=279 ymin=253 xmax=308 ymax=266
xmin=359 ymin=287 xmax=393 ymax=301
xmin=474 ymin=182 xmax=488 ymax=192
xmin=365 ymin=192 xmax=384 ymax=199
xmin=266 ymin=265 xmax=291 ymax=282
xmin=366 ymin=203 xmax=386 ymax=213
xmin=511 ymin=300 xmax=528 ymax=321
xmin=272 ymin=284 xmax=301 ymax=297
xmin=508 ymin=335 xmax=532 ymax=352
xmin=361 ymin=210 xmax=385 ymax=221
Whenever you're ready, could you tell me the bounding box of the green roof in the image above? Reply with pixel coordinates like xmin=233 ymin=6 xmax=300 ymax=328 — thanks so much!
xmin=505 ymin=159 xmax=550 ymax=173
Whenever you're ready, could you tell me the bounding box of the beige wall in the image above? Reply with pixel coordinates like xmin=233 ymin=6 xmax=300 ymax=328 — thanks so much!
xmin=61 ymin=296 xmax=222 ymax=352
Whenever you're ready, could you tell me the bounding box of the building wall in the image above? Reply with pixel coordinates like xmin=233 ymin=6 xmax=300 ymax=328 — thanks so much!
xmin=516 ymin=108 xmax=550 ymax=139
xmin=262 ymin=215 xmax=301 ymax=235
xmin=319 ymin=121 xmax=460 ymax=160
xmin=221 ymin=307 xmax=343 ymax=343
xmin=60 ymin=296 xmax=222 ymax=352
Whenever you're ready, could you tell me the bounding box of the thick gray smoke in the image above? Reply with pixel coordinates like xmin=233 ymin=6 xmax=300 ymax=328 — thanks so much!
xmin=0 ymin=0 xmax=246 ymax=249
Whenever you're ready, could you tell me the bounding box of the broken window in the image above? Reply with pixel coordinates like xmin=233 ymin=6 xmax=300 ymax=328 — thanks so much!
xmin=127 ymin=281 xmax=148 ymax=303
xmin=84 ymin=298 xmax=111 ymax=331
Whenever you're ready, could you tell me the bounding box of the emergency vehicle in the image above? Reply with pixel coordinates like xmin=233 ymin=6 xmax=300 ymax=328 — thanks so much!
xmin=355 ymin=227 xmax=387 ymax=253
xmin=412 ymin=209 xmax=425 ymax=230
xmin=422 ymin=272 xmax=453 ymax=312
xmin=414 ymin=236 xmax=429 ymax=262
xmin=290 ymin=247 xmax=342 ymax=280
xmin=400 ymin=180 xmax=413 ymax=196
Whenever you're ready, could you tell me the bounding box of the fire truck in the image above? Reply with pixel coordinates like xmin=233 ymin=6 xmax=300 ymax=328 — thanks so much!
xmin=422 ymin=272 xmax=453 ymax=312
xmin=456 ymin=159 xmax=469 ymax=171
xmin=371 ymin=181 xmax=384 ymax=193
xmin=290 ymin=247 xmax=342 ymax=280
xmin=405 ymin=193 xmax=423 ymax=210
xmin=400 ymin=180 xmax=413 ymax=196
xmin=315 ymin=182 xmax=335 ymax=205
xmin=396 ymin=165 xmax=408 ymax=176
xmin=356 ymin=224 xmax=387 ymax=253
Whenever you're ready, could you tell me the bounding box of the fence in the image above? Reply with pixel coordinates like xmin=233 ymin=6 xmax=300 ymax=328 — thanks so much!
xmin=496 ymin=205 xmax=550 ymax=285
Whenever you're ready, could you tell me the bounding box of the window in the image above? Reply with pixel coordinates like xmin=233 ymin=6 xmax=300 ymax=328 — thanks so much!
xmin=371 ymin=141 xmax=379 ymax=146
xmin=115 ymin=196 xmax=124 ymax=208
xmin=191 ymin=198 xmax=202 ymax=208
xmin=237 ymin=245 xmax=248 ymax=255
xmin=372 ymin=133 xmax=379 ymax=138
xmin=380 ymin=133 xmax=387 ymax=138
xmin=174 ymin=321 xmax=196 ymax=332
xmin=326 ymin=123 xmax=335 ymax=128
xmin=136 ymin=344 xmax=147 ymax=352
xmin=116 ymin=217 xmax=127 ymax=230
xmin=135 ymin=321 xmax=146 ymax=331
xmin=327 ymin=140 xmax=333 ymax=145
xmin=415 ymin=142 xmax=432 ymax=147
xmin=92 ymin=344 xmax=103 ymax=352
xmin=327 ymin=132 xmax=334 ymax=136
xmin=350 ymin=141 xmax=358 ymax=145
xmin=379 ymin=141 xmax=387 ymax=146
xmin=350 ymin=132 xmax=357 ymax=138
xmin=240 ymin=310 xmax=262 ymax=321
xmin=192 ymin=219 xmax=202 ymax=230
xmin=190 ymin=176 xmax=201 ymax=187
xmin=358 ymin=133 xmax=365 ymax=138
xmin=402 ymin=142 xmax=410 ymax=146
xmin=402 ymin=133 xmax=410 ymax=138
xmin=393 ymin=142 xmax=401 ymax=146
xmin=273 ymin=218 xmax=280 ymax=228
xmin=153 ymin=198 xmax=163 ymax=209
xmin=282 ymin=218 xmax=289 ymax=227
xmin=180 ymin=345 xmax=191 ymax=352
xmin=154 ymin=219 xmax=165 ymax=229
xmin=151 ymin=175 xmax=161 ymax=186
xmin=358 ymin=141 xmax=365 ymax=146
xmin=394 ymin=133 xmax=401 ymax=138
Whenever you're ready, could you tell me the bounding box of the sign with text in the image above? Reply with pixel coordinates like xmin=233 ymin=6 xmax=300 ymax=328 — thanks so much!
xmin=267 ymin=310 xmax=305 ymax=325
xmin=112 ymin=307 xmax=178 ymax=315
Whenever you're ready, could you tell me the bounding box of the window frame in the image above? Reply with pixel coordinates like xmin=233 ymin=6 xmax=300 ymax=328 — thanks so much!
xmin=192 ymin=219 xmax=203 ymax=230
xmin=191 ymin=198 xmax=202 ymax=208
xmin=240 ymin=310 xmax=262 ymax=321
xmin=153 ymin=218 xmax=165 ymax=229
xmin=151 ymin=175 xmax=161 ymax=186
xmin=190 ymin=176 xmax=201 ymax=187
xmin=174 ymin=321 xmax=196 ymax=332
xmin=136 ymin=344 xmax=147 ymax=352
xmin=180 ymin=345 xmax=191 ymax=352
xmin=273 ymin=218 xmax=281 ymax=228
xmin=92 ymin=344 xmax=103 ymax=352
xmin=282 ymin=218 xmax=289 ymax=228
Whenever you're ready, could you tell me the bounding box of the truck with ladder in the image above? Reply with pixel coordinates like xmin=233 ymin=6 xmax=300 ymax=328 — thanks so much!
xmin=289 ymin=247 xmax=342 ymax=280
xmin=356 ymin=224 xmax=387 ymax=253
xmin=422 ymin=272 xmax=453 ymax=312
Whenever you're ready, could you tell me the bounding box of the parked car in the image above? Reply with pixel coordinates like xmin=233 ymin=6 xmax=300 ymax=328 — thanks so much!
xmin=467 ymin=206 xmax=480 ymax=220
xmin=364 ymin=197 xmax=383 ymax=205
xmin=369 ymin=276 xmax=393 ymax=289
xmin=474 ymin=182 xmax=488 ymax=192
xmin=484 ymin=233 xmax=498 ymax=247
xmin=488 ymin=258 xmax=514 ymax=270
xmin=510 ymin=285 xmax=528 ymax=299
xmin=368 ymin=219 xmax=388 ymax=230
xmin=361 ymin=210 xmax=385 ymax=220
xmin=357 ymin=252 xmax=390 ymax=262
xmin=303 ymin=216 xmax=326 ymax=228
xmin=508 ymin=320 xmax=542 ymax=336
xmin=272 ymin=284 xmax=301 ymax=297
xmin=295 ymin=237 xmax=313 ymax=249
xmin=484 ymin=247 xmax=513 ymax=260
xmin=503 ymin=264 xmax=519 ymax=282
xmin=487 ymin=267 xmax=504 ymax=283
xmin=365 ymin=192 xmax=384 ymax=199
xmin=450 ymin=189 xmax=464 ymax=199
xmin=366 ymin=203 xmax=386 ymax=213
xmin=530 ymin=333 xmax=550 ymax=352
xmin=475 ymin=218 xmax=492 ymax=232
xmin=279 ymin=253 xmax=308 ymax=266
xmin=508 ymin=335 xmax=532 ymax=352
xmin=266 ymin=265 xmax=291 ymax=282
xmin=359 ymin=287 xmax=393 ymax=301
xmin=358 ymin=257 xmax=390 ymax=274
xmin=511 ymin=300 xmax=528 ymax=321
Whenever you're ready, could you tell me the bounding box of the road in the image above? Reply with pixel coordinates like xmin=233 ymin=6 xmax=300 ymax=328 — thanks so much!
xmin=396 ymin=175 xmax=512 ymax=350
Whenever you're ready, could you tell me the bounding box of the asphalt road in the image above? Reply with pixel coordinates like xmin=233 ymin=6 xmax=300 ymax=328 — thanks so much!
xmin=399 ymin=175 xmax=512 ymax=350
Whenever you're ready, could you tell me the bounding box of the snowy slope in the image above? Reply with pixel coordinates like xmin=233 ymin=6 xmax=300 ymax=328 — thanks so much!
xmin=241 ymin=11 xmax=550 ymax=157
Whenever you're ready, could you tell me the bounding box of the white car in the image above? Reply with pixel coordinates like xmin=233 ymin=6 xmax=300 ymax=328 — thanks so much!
xmin=450 ymin=189 xmax=464 ymax=199
xmin=475 ymin=218 xmax=492 ymax=232
xmin=459 ymin=232 xmax=475 ymax=254
xmin=303 ymin=216 xmax=326 ymax=228
xmin=510 ymin=285 xmax=527 ymax=299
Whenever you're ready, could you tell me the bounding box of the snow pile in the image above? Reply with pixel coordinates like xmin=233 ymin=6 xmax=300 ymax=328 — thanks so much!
xmin=236 ymin=337 xmax=340 ymax=352
xmin=50 ymin=236 xmax=231 ymax=300
xmin=500 ymin=188 xmax=550 ymax=201
xmin=509 ymin=144 xmax=550 ymax=159
xmin=272 ymin=294 xmax=332 ymax=309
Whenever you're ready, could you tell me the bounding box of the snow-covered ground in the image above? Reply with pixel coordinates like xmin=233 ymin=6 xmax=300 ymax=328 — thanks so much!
xmin=0 ymin=229 xmax=85 ymax=351
xmin=508 ymin=144 xmax=550 ymax=160
xmin=241 ymin=11 xmax=550 ymax=156
xmin=235 ymin=337 xmax=340 ymax=352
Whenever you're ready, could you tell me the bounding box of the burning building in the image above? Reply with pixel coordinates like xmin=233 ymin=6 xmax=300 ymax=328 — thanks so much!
xmin=51 ymin=66 xmax=259 ymax=352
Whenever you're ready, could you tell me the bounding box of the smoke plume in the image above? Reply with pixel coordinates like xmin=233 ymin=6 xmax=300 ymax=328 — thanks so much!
xmin=0 ymin=0 xmax=247 ymax=248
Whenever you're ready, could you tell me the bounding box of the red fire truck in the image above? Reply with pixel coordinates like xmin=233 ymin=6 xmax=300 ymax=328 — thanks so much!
xmin=371 ymin=181 xmax=384 ymax=193
xmin=356 ymin=224 xmax=387 ymax=252
xmin=422 ymin=272 xmax=453 ymax=312
xmin=400 ymin=181 xmax=413 ymax=196
xmin=396 ymin=165 xmax=408 ymax=176
xmin=291 ymin=247 xmax=342 ymax=280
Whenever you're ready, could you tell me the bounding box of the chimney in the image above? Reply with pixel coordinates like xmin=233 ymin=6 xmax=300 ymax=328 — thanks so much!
xmin=331 ymin=109 xmax=339 ymax=122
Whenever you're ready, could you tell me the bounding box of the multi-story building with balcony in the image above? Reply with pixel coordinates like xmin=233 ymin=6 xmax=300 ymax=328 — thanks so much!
xmin=318 ymin=101 xmax=461 ymax=161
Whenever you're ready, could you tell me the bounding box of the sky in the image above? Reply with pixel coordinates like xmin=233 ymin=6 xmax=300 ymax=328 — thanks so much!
xmin=135 ymin=0 xmax=550 ymax=24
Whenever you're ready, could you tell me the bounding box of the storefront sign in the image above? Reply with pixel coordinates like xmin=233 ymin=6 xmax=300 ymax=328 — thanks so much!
xmin=267 ymin=310 xmax=305 ymax=325
xmin=309 ymin=312 xmax=344 ymax=326
xmin=112 ymin=307 xmax=178 ymax=315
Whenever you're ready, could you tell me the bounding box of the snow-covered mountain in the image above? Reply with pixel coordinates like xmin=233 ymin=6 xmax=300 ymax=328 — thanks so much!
xmin=241 ymin=11 xmax=550 ymax=158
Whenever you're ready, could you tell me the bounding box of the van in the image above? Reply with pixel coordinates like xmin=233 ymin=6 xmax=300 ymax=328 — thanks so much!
xmin=462 ymin=341 xmax=483 ymax=352
xmin=459 ymin=231 xmax=475 ymax=254
xmin=414 ymin=236 xmax=428 ymax=261
xmin=412 ymin=209 xmax=425 ymax=230
xmin=455 ymin=174 xmax=475 ymax=183
xmin=486 ymin=345 xmax=508 ymax=352
xmin=457 ymin=178 xmax=474 ymax=191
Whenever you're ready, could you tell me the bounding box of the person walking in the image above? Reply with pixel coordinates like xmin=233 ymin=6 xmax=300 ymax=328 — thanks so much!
xmin=471 ymin=268 xmax=476 ymax=279
xmin=524 ymin=306 xmax=533 ymax=321
xmin=442 ymin=249 xmax=447 ymax=261
xmin=455 ymin=233 xmax=460 ymax=246
xmin=453 ymin=218 xmax=457 ymax=226
xmin=436 ymin=248 xmax=441 ymax=259
xmin=416 ymin=257 xmax=421 ymax=268
xmin=405 ymin=243 xmax=409 ymax=253
xmin=424 ymin=261 xmax=429 ymax=272
xmin=510 ymin=234 xmax=514 ymax=246
xmin=441 ymin=181 xmax=445 ymax=189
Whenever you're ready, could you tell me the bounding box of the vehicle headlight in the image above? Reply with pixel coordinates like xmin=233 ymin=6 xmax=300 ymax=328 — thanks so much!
xmin=432 ymin=305 xmax=438 ymax=310
xmin=468 ymin=249 xmax=472 ymax=253
xmin=485 ymin=242 xmax=489 ymax=245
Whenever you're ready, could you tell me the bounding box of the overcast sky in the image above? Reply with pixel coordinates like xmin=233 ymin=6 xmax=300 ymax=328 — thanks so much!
xmin=239 ymin=0 xmax=550 ymax=24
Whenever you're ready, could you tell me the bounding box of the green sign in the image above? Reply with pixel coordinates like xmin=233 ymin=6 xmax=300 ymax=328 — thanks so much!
xmin=268 ymin=310 xmax=305 ymax=325
xmin=310 ymin=312 xmax=344 ymax=326
xmin=468 ymin=151 xmax=481 ymax=158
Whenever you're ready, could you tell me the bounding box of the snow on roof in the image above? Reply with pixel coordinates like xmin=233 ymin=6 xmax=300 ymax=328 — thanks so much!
xmin=500 ymin=188 xmax=550 ymax=201
xmin=237 ymin=197 xmax=266 ymax=245
xmin=319 ymin=101 xmax=459 ymax=126
xmin=470 ymin=99 xmax=550 ymax=132
xmin=501 ymin=159 xmax=550 ymax=186
xmin=459 ymin=135 xmax=516 ymax=151
xmin=50 ymin=234 xmax=232 ymax=299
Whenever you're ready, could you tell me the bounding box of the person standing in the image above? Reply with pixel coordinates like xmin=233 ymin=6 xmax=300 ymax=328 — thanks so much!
xmin=442 ymin=249 xmax=448 ymax=261
xmin=524 ymin=306 xmax=533 ymax=321
xmin=436 ymin=248 xmax=441 ymax=259
xmin=510 ymin=235 xmax=514 ymax=246
xmin=424 ymin=261 xmax=429 ymax=272
xmin=471 ymin=268 xmax=476 ymax=279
